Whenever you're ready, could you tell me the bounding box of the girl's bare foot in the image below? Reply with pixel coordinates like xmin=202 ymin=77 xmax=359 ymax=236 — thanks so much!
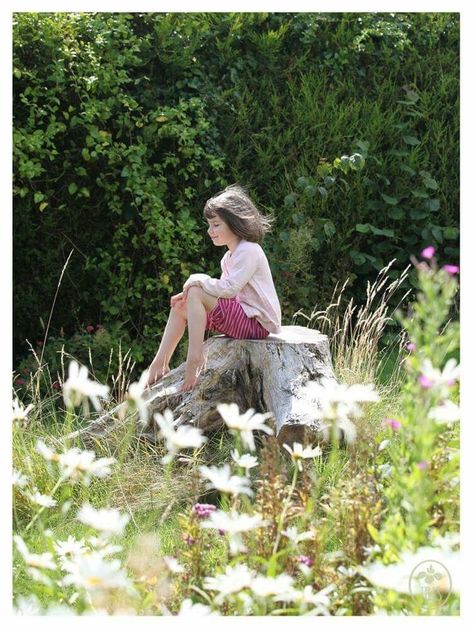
xmin=145 ymin=364 xmax=171 ymax=389
xmin=180 ymin=355 xmax=204 ymax=392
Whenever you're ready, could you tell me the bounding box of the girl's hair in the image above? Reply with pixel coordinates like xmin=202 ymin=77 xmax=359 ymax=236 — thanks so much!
xmin=203 ymin=184 xmax=275 ymax=243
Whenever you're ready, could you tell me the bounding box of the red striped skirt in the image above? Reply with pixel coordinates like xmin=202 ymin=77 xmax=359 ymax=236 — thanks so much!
xmin=206 ymin=296 xmax=270 ymax=340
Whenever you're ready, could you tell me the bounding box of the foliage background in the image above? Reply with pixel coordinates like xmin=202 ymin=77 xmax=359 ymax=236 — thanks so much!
xmin=13 ymin=12 xmax=459 ymax=379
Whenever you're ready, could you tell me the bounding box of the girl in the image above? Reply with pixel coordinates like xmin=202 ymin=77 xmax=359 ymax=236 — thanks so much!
xmin=146 ymin=184 xmax=282 ymax=392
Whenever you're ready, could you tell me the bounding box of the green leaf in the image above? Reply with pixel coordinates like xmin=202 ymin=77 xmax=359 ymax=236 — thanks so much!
xmin=381 ymin=193 xmax=398 ymax=205
xmin=39 ymin=202 xmax=48 ymax=212
xmin=425 ymin=198 xmax=440 ymax=212
xmin=388 ymin=207 xmax=404 ymax=220
xmin=444 ymin=226 xmax=459 ymax=240
xmin=284 ymin=194 xmax=296 ymax=207
xmin=402 ymin=135 xmax=421 ymax=146
xmin=410 ymin=208 xmax=429 ymax=220
xmin=355 ymin=223 xmax=371 ymax=233
xmin=68 ymin=182 xmax=77 ymax=195
xmin=411 ymin=189 xmax=429 ymax=199
xmin=323 ymin=220 xmax=336 ymax=238
xmin=350 ymin=250 xmax=366 ymax=265
xmin=370 ymin=226 xmax=395 ymax=237
xmin=81 ymin=148 xmax=91 ymax=161
xmin=318 ymin=187 xmax=328 ymax=197
xmin=296 ymin=176 xmax=307 ymax=190
xmin=34 ymin=192 xmax=44 ymax=204
xmin=422 ymin=176 xmax=439 ymax=190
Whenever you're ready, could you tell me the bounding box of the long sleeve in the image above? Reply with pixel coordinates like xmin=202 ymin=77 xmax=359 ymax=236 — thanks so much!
xmin=183 ymin=247 xmax=259 ymax=298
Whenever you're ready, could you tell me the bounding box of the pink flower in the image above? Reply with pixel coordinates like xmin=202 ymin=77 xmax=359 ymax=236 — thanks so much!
xmin=418 ymin=374 xmax=433 ymax=389
xmin=442 ymin=264 xmax=459 ymax=276
xmin=86 ymin=325 xmax=95 ymax=333
xmin=15 ymin=378 xmax=26 ymax=386
xmin=193 ymin=503 xmax=217 ymax=519
xmin=296 ymin=555 xmax=314 ymax=567
xmin=417 ymin=461 xmax=428 ymax=470
xmin=406 ymin=342 xmax=416 ymax=352
xmin=384 ymin=418 xmax=401 ymax=431
xmin=420 ymin=246 xmax=436 ymax=260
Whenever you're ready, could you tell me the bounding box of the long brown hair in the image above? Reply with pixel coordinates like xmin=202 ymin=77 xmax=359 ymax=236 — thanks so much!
xmin=203 ymin=184 xmax=275 ymax=243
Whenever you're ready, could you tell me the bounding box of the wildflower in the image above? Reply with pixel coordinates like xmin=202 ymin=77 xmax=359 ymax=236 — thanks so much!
xmin=199 ymin=464 xmax=253 ymax=497
xmin=274 ymin=583 xmax=334 ymax=613
xmin=442 ymin=264 xmax=459 ymax=275
xmin=311 ymin=380 xmax=380 ymax=443
xmin=406 ymin=342 xmax=416 ymax=352
xmin=201 ymin=510 xmax=267 ymax=555
xmin=417 ymin=461 xmax=428 ymax=470
xmin=163 ymin=556 xmax=184 ymax=574
xmin=231 ymin=450 xmax=259 ymax=474
xmin=420 ymin=245 xmax=436 ymax=260
xmin=62 ymin=360 xmax=110 ymax=411
xmin=419 ymin=358 xmax=460 ymax=392
xmin=54 ymin=536 xmax=88 ymax=560
xmin=296 ymin=555 xmax=314 ymax=567
xmin=61 ymin=552 xmax=134 ymax=593
xmin=282 ymin=442 xmax=322 ymax=471
xmin=217 ymin=402 xmax=273 ymax=451
xmin=282 ymin=526 xmax=315 ymax=546
xmin=77 ymin=504 xmax=130 ymax=537
xmin=192 ymin=503 xmax=217 ymax=519
xmin=182 ymin=534 xmax=195 ymax=546
xmin=35 ymin=439 xmax=60 ymax=462
xmin=250 ymin=573 xmax=295 ymax=597
xmin=154 ymin=409 xmax=207 ymax=463
xmin=28 ymin=491 xmax=57 ymax=508
xmin=203 ymin=564 xmax=256 ymax=604
xmin=86 ymin=325 xmax=95 ymax=333
xmin=14 ymin=534 xmax=57 ymax=580
xmin=296 ymin=555 xmax=314 ymax=576
xmin=383 ymin=417 xmax=401 ymax=431
xmin=12 ymin=396 xmax=34 ymax=426
xmin=359 ymin=545 xmax=460 ymax=594
xmin=428 ymin=399 xmax=460 ymax=424
xmin=13 ymin=469 xmax=28 ymax=488
xmin=58 ymin=448 xmax=116 ymax=485
xmin=125 ymin=369 xmax=150 ymax=427
xmin=177 ymin=599 xmax=219 ymax=616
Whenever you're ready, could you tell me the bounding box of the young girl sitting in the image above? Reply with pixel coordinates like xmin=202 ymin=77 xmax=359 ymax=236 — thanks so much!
xmin=146 ymin=184 xmax=282 ymax=392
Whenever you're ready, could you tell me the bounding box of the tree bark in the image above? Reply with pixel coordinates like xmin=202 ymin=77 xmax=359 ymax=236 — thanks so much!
xmin=69 ymin=325 xmax=337 ymax=448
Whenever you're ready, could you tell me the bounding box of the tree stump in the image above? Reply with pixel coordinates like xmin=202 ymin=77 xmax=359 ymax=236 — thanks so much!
xmin=69 ymin=325 xmax=337 ymax=448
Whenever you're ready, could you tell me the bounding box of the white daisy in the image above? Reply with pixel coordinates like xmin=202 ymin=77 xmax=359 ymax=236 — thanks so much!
xmin=54 ymin=535 xmax=88 ymax=559
xmin=198 ymin=464 xmax=253 ymax=497
xmin=77 ymin=504 xmax=130 ymax=537
xmin=217 ymin=402 xmax=274 ymax=451
xmin=61 ymin=552 xmax=133 ymax=592
xmin=12 ymin=397 xmax=34 ymax=426
xmin=14 ymin=535 xmax=56 ymax=570
xmin=203 ymin=564 xmax=256 ymax=604
xmin=201 ymin=509 xmax=267 ymax=555
xmin=250 ymin=573 xmax=295 ymax=597
xmin=282 ymin=442 xmax=322 ymax=471
xmin=282 ymin=525 xmax=315 ymax=546
xmin=125 ymin=369 xmax=150 ymax=427
xmin=62 ymin=360 xmax=110 ymax=411
xmin=163 ymin=556 xmax=184 ymax=574
xmin=58 ymin=448 xmax=116 ymax=484
xmin=428 ymin=399 xmax=460 ymax=424
xmin=231 ymin=450 xmax=259 ymax=474
xmin=154 ymin=409 xmax=207 ymax=463
xmin=28 ymin=491 xmax=57 ymax=508
xmin=13 ymin=469 xmax=29 ymax=488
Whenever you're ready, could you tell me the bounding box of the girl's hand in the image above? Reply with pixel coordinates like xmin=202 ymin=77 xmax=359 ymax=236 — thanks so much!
xmin=170 ymin=292 xmax=186 ymax=307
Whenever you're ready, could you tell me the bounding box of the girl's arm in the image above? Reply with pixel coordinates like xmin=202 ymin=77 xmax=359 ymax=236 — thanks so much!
xmin=183 ymin=247 xmax=258 ymax=298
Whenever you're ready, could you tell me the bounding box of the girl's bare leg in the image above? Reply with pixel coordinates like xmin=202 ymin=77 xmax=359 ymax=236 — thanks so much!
xmin=181 ymin=288 xmax=214 ymax=392
xmin=147 ymin=306 xmax=187 ymax=386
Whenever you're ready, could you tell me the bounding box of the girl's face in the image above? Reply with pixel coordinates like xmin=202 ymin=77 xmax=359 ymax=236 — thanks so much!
xmin=206 ymin=215 xmax=240 ymax=249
